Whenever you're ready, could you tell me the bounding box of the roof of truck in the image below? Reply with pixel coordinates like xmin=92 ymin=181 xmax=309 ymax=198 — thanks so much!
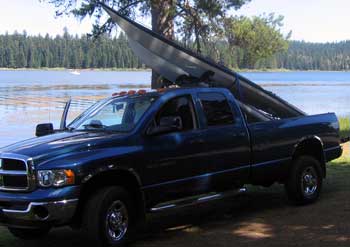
xmin=110 ymin=87 xmax=231 ymax=99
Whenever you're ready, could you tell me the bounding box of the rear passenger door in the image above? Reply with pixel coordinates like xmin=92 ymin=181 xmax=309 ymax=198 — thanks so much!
xmin=196 ymin=92 xmax=251 ymax=190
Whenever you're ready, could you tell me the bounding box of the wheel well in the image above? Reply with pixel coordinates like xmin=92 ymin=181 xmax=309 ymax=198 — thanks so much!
xmin=72 ymin=170 xmax=145 ymax=227
xmin=293 ymin=138 xmax=326 ymax=177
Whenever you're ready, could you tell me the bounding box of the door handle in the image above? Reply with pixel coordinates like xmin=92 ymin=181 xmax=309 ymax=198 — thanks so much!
xmin=232 ymin=132 xmax=246 ymax=138
xmin=190 ymin=139 xmax=205 ymax=145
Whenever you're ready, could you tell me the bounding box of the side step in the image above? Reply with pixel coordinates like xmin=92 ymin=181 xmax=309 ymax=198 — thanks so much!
xmin=150 ymin=187 xmax=247 ymax=213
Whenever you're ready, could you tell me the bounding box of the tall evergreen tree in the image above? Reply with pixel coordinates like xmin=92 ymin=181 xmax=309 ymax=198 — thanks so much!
xmin=0 ymin=30 xmax=349 ymax=71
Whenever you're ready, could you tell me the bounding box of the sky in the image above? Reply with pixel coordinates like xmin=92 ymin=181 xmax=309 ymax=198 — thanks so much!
xmin=0 ymin=0 xmax=349 ymax=43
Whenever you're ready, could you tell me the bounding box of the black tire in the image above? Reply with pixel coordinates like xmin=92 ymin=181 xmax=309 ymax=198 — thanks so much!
xmin=285 ymin=155 xmax=323 ymax=205
xmin=8 ymin=227 xmax=51 ymax=240
xmin=82 ymin=186 xmax=135 ymax=247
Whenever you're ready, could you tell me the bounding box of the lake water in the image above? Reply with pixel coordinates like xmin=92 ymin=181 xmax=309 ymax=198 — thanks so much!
xmin=0 ymin=70 xmax=349 ymax=147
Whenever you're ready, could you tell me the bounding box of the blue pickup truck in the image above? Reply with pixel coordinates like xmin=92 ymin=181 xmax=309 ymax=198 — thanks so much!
xmin=0 ymin=87 xmax=342 ymax=246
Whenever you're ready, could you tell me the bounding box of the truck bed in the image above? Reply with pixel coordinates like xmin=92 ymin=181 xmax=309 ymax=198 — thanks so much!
xmin=247 ymin=112 xmax=341 ymax=183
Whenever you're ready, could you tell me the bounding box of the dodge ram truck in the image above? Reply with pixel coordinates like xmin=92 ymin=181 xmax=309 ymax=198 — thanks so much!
xmin=0 ymin=87 xmax=342 ymax=246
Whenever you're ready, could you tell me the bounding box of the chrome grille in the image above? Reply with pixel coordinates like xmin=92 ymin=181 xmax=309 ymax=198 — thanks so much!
xmin=0 ymin=154 xmax=35 ymax=192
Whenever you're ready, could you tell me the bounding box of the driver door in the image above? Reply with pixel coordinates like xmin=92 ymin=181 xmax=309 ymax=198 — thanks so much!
xmin=142 ymin=95 xmax=210 ymax=206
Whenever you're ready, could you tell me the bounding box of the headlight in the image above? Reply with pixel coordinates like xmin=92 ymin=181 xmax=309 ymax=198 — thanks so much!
xmin=37 ymin=169 xmax=75 ymax=188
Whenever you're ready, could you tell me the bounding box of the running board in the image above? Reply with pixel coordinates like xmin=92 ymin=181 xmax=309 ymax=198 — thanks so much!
xmin=149 ymin=187 xmax=247 ymax=213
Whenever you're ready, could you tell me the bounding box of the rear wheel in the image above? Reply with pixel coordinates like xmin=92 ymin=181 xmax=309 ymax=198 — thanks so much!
xmin=8 ymin=227 xmax=51 ymax=240
xmin=285 ymin=155 xmax=323 ymax=205
xmin=82 ymin=186 xmax=135 ymax=247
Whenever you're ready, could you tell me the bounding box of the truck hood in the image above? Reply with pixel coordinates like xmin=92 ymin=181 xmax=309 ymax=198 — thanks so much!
xmin=0 ymin=131 xmax=128 ymax=165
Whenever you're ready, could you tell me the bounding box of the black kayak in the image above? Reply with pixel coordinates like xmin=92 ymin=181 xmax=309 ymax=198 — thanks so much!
xmin=101 ymin=3 xmax=305 ymax=119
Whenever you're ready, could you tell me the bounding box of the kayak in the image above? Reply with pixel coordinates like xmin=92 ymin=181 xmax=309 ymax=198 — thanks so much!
xmin=102 ymin=4 xmax=305 ymax=119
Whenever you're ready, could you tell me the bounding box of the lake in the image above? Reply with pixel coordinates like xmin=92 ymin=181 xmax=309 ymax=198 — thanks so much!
xmin=0 ymin=70 xmax=349 ymax=147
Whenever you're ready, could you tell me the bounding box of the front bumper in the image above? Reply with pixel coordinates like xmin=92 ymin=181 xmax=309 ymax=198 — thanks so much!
xmin=0 ymin=186 xmax=80 ymax=229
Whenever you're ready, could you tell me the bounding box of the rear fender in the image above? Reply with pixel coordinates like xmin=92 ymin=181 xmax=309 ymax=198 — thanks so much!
xmin=292 ymin=136 xmax=326 ymax=177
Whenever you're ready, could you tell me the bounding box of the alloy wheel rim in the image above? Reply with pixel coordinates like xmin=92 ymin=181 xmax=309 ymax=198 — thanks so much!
xmin=105 ymin=200 xmax=129 ymax=242
xmin=301 ymin=166 xmax=318 ymax=197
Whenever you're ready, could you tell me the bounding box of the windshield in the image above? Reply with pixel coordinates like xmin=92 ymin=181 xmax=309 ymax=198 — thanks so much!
xmin=69 ymin=95 xmax=158 ymax=132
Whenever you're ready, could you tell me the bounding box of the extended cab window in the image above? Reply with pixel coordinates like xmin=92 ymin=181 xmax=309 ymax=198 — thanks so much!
xmin=155 ymin=95 xmax=197 ymax=132
xmin=198 ymin=92 xmax=234 ymax=127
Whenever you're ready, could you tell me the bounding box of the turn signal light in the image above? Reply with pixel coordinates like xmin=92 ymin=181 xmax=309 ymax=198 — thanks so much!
xmin=64 ymin=169 xmax=75 ymax=185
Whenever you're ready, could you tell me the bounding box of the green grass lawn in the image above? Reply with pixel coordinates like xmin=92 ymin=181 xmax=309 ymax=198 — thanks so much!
xmin=339 ymin=116 xmax=350 ymax=139
xmin=335 ymin=116 xmax=350 ymax=173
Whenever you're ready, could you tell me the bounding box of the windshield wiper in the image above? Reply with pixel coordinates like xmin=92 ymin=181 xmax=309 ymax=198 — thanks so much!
xmin=82 ymin=123 xmax=107 ymax=130
xmin=67 ymin=126 xmax=75 ymax=131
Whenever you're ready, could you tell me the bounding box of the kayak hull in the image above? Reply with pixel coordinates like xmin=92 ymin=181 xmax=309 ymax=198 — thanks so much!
xmin=102 ymin=4 xmax=305 ymax=118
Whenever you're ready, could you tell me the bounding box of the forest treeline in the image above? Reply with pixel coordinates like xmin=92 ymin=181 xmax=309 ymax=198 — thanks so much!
xmin=0 ymin=30 xmax=349 ymax=71
xmin=0 ymin=30 xmax=142 ymax=69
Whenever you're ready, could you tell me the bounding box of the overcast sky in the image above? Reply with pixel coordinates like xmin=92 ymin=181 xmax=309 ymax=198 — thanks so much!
xmin=0 ymin=0 xmax=349 ymax=43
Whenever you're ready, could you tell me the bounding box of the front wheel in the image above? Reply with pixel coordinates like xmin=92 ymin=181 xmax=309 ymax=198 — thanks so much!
xmin=285 ymin=155 xmax=323 ymax=205
xmin=82 ymin=186 xmax=134 ymax=247
xmin=8 ymin=227 xmax=51 ymax=240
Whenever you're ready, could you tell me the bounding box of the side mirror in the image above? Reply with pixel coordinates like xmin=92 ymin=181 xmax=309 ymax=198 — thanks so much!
xmin=148 ymin=116 xmax=183 ymax=135
xmin=36 ymin=123 xmax=54 ymax=137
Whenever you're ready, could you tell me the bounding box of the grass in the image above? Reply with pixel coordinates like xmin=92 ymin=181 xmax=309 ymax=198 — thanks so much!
xmin=339 ymin=116 xmax=350 ymax=139
xmin=330 ymin=114 xmax=350 ymax=169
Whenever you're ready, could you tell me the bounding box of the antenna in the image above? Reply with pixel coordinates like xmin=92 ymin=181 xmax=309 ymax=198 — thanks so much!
xmin=48 ymin=97 xmax=51 ymax=123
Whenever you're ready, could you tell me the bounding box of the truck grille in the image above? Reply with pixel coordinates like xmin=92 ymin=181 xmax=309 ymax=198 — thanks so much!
xmin=1 ymin=159 xmax=27 ymax=171
xmin=0 ymin=154 xmax=35 ymax=192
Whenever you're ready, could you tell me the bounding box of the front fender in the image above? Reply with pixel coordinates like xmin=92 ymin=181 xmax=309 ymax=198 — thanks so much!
xmin=36 ymin=146 xmax=143 ymax=184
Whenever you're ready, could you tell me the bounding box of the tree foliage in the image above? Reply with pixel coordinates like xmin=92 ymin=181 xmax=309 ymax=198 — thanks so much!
xmin=41 ymin=0 xmax=251 ymax=52
xmin=272 ymin=40 xmax=350 ymax=71
xmin=0 ymin=30 xmax=349 ymax=70
xmin=0 ymin=31 xmax=141 ymax=69
xmin=224 ymin=14 xmax=290 ymax=68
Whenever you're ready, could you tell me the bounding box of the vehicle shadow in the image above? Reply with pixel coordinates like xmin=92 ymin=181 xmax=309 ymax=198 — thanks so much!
xmin=2 ymin=180 xmax=349 ymax=247
xmin=0 ymin=186 xmax=289 ymax=247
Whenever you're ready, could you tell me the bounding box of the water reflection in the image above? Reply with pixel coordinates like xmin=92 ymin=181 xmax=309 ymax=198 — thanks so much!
xmin=0 ymin=70 xmax=350 ymax=147
xmin=0 ymin=71 xmax=151 ymax=147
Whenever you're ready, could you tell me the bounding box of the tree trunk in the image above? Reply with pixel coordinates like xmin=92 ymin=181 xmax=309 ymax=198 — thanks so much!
xmin=150 ymin=0 xmax=175 ymax=89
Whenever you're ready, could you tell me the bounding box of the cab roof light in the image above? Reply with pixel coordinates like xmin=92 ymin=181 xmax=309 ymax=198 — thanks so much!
xmin=112 ymin=89 xmax=148 ymax=97
xmin=112 ymin=91 xmax=127 ymax=97
xmin=156 ymin=88 xmax=167 ymax=93
xmin=137 ymin=89 xmax=147 ymax=95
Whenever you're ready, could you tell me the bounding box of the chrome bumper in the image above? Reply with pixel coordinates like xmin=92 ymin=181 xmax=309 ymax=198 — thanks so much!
xmin=1 ymin=199 xmax=78 ymax=224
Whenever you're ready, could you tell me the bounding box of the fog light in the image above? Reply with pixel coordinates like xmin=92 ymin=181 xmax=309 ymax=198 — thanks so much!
xmin=33 ymin=206 xmax=49 ymax=220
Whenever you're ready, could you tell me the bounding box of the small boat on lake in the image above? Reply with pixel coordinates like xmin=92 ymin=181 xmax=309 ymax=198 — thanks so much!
xmin=70 ymin=70 xmax=81 ymax=75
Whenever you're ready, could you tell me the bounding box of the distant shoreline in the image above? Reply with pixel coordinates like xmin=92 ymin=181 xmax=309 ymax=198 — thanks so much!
xmin=235 ymin=69 xmax=350 ymax=73
xmin=0 ymin=67 xmax=349 ymax=73
xmin=0 ymin=68 xmax=151 ymax=72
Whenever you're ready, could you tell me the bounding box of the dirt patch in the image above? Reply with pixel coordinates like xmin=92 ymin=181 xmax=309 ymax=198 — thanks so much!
xmin=342 ymin=142 xmax=349 ymax=157
xmin=1 ymin=164 xmax=350 ymax=247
